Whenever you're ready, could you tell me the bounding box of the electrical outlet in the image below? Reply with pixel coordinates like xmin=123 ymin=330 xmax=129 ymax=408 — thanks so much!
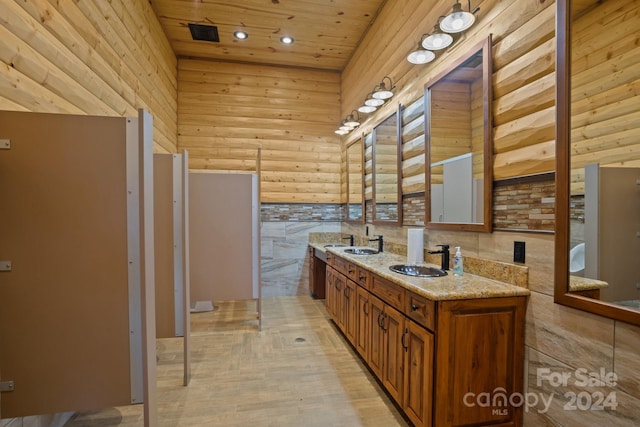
xmin=514 ymin=241 xmax=526 ymax=263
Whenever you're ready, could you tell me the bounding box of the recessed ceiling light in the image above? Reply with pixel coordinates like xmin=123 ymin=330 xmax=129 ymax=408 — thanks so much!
xmin=234 ymin=30 xmax=248 ymax=40
xmin=280 ymin=35 xmax=294 ymax=45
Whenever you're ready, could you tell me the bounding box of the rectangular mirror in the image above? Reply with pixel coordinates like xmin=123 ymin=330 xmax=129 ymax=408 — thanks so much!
xmin=346 ymin=138 xmax=364 ymax=223
xmin=425 ymin=36 xmax=493 ymax=232
xmin=373 ymin=110 xmax=401 ymax=224
xmin=555 ymin=0 xmax=640 ymax=326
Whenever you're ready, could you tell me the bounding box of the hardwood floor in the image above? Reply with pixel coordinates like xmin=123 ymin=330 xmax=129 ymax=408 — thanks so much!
xmin=66 ymin=296 xmax=408 ymax=426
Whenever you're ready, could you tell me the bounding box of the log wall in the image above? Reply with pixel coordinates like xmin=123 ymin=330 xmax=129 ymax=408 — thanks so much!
xmin=341 ymin=0 xmax=557 ymax=184
xmin=0 ymin=0 xmax=178 ymax=153
xmin=177 ymin=59 xmax=342 ymax=203
xmin=570 ymin=0 xmax=640 ymax=194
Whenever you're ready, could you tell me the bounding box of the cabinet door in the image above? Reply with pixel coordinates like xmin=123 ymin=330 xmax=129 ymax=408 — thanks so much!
xmin=403 ymin=321 xmax=434 ymax=427
xmin=325 ymin=266 xmax=336 ymax=320
xmin=383 ymin=305 xmax=405 ymax=405
xmin=355 ymin=286 xmax=370 ymax=360
xmin=435 ymin=297 xmax=526 ymax=427
xmin=368 ymin=294 xmax=385 ymax=379
xmin=335 ymin=273 xmax=347 ymax=332
xmin=344 ymin=280 xmax=358 ymax=345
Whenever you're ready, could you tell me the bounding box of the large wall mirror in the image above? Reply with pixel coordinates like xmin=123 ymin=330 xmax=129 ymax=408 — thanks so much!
xmin=555 ymin=0 xmax=640 ymax=325
xmin=372 ymin=110 xmax=402 ymax=224
xmin=425 ymin=37 xmax=492 ymax=232
xmin=346 ymin=138 xmax=364 ymax=223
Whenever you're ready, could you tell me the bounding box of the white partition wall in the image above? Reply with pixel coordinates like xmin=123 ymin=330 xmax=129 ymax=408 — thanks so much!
xmin=189 ymin=172 xmax=259 ymax=305
xmin=0 ymin=110 xmax=155 ymax=422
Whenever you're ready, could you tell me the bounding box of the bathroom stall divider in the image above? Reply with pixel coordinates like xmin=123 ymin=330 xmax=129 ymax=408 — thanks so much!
xmin=0 ymin=109 xmax=157 ymax=425
xmin=154 ymin=151 xmax=191 ymax=386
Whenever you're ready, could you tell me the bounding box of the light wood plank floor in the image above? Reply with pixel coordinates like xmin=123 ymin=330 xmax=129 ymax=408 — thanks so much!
xmin=66 ymin=296 xmax=409 ymax=426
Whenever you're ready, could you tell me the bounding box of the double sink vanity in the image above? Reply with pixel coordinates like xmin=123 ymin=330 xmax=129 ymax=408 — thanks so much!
xmin=308 ymin=241 xmax=529 ymax=427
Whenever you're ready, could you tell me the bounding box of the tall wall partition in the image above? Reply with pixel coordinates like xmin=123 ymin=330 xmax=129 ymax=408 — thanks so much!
xmin=0 ymin=110 xmax=156 ymax=425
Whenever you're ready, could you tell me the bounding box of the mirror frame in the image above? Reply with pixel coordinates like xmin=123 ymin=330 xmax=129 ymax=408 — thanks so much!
xmin=372 ymin=108 xmax=402 ymax=225
xmin=554 ymin=0 xmax=640 ymax=326
xmin=346 ymin=137 xmax=365 ymax=224
xmin=424 ymin=36 xmax=493 ymax=232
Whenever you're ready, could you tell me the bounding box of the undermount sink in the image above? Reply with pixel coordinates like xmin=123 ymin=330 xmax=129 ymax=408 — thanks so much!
xmin=324 ymin=244 xmax=346 ymax=248
xmin=389 ymin=264 xmax=447 ymax=277
xmin=344 ymin=248 xmax=379 ymax=255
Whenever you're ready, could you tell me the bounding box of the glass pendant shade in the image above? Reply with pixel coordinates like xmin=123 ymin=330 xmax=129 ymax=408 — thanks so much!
xmin=440 ymin=2 xmax=475 ymax=33
xmin=407 ymin=49 xmax=435 ymax=64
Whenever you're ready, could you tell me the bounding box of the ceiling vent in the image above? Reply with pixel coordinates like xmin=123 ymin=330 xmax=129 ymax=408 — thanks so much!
xmin=188 ymin=23 xmax=220 ymax=42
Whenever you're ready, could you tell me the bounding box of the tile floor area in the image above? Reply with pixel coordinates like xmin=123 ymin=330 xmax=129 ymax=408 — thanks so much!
xmin=65 ymin=296 xmax=408 ymax=426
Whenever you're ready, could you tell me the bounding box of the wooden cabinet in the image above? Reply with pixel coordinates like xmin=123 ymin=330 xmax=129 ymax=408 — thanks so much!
xmin=343 ymin=279 xmax=358 ymax=345
xmin=403 ymin=320 xmax=434 ymax=427
xmin=381 ymin=303 xmax=405 ymax=405
xmin=434 ymin=297 xmax=526 ymax=427
xmin=325 ymin=254 xmax=526 ymax=427
xmin=355 ymin=285 xmax=370 ymax=360
xmin=308 ymin=247 xmax=326 ymax=299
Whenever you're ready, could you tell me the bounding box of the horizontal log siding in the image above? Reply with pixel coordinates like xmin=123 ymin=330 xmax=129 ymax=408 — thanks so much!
xmin=341 ymin=0 xmax=557 ymax=185
xmin=569 ymin=0 xmax=640 ymax=195
xmin=178 ymin=59 xmax=342 ymax=203
xmin=0 ymin=0 xmax=177 ymax=153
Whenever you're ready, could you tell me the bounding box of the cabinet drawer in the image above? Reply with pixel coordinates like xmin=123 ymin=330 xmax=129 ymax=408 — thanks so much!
xmin=370 ymin=275 xmax=405 ymax=311
xmin=346 ymin=262 xmax=358 ymax=281
xmin=331 ymin=255 xmax=347 ymax=275
xmin=356 ymin=266 xmax=370 ymax=289
xmin=405 ymin=292 xmax=435 ymax=331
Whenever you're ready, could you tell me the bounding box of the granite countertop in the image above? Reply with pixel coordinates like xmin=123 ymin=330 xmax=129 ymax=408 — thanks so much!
xmin=321 ymin=246 xmax=530 ymax=301
xmin=569 ymin=275 xmax=609 ymax=292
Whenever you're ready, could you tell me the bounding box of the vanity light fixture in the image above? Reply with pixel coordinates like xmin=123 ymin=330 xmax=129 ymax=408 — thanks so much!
xmin=440 ymin=0 xmax=476 ymax=33
xmin=364 ymin=93 xmax=385 ymax=107
xmin=372 ymin=76 xmax=395 ymax=100
xmin=234 ymin=30 xmax=248 ymax=40
xmin=407 ymin=37 xmax=436 ymax=64
xmin=358 ymin=104 xmax=377 ymax=114
xmin=422 ymin=25 xmax=453 ymax=50
xmin=335 ymin=129 xmax=349 ymax=135
xmin=344 ymin=111 xmax=361 ymax=128
xmin=280 ymin=35 xmax=294 ymax=44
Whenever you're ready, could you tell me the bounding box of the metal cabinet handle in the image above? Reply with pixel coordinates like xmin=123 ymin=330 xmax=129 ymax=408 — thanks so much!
xmin=411 ymin=304 xmax=419 ymax=311
xmin=363 ymin=300 xmax=369 ymax=316
xmin=402 ymin=328 xmax=408 ymax=352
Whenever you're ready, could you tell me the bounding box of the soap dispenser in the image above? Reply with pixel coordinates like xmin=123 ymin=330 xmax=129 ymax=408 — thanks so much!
xmin=453 ymin=246 xmax=463 ymax=276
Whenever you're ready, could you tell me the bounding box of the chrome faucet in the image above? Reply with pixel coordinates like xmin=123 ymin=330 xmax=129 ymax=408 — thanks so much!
xmin=428 ymin=244 xmax=450 ymax=270
xmin=342 ymin=234 xmax=355 ymax=246
xmin=369 ymin=235 xmax=383 ymax=253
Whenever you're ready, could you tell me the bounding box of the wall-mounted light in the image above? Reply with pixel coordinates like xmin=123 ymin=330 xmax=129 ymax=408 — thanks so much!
xmin=364 ymin=92 xmax=385 ymax=107
xmin=422 ymin=25 xmax=453 ymax=50
xmin=358 ymin=104 xmax=377 ymax=114
xmin=372 ymin=77 xmax=395 ymax=100
xmin=407 ymin=36 xmax=436 ymax=64
xmin=440 ymin=0 xmax=476 ymax=33
xmin=335 ymin=129 xmax=349 ymax=135
xmin=344 ymin=111 xmax=361 ymax=128
xmin=234 ymin=30 xmax=248 ymax=40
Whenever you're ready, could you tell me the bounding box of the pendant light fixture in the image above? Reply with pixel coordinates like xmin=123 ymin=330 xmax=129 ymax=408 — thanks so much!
xmin=407 ymin=36 xmax=436 ymax=64
xmin=422 ymin=25 xmax=453 ymax=50
xmin=440 ymin=0 xmax=476 ymax=33
xmin=372 ymin=77 xmax=395 ymax=100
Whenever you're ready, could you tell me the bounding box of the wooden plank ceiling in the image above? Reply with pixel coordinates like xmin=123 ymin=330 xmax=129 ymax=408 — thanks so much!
xmin=150 ymin=0 xmax=388 ymax=71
